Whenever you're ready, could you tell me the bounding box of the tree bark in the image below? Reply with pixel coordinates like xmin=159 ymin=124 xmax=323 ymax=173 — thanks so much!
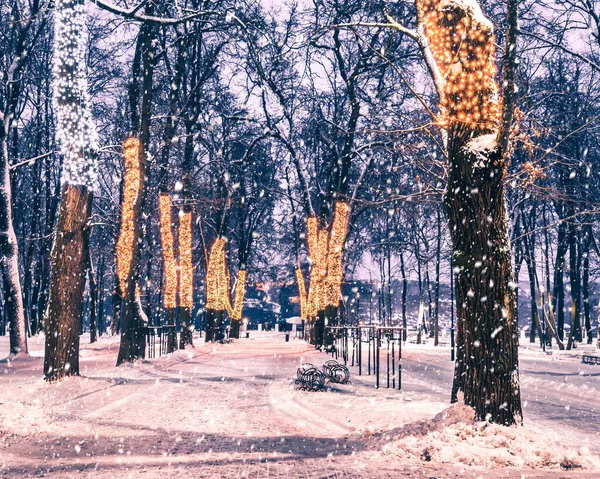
xmin=116 ymin=138 xmax=148 ymax=365
xmin=44 ymin=185 xmax=91 ymax=380
xmin=87 ymin=248 xmax=98 ymax=344
xmin=553 ymin=222 xmax=568 ymax=340
xmin=116 ymin=7 xmax=157 ymax=364
xmin=400 ymin=249 xmax=407 ymax=341
xmin=567 ymin=220 xmax=582 ymax=344
xmin=446 ymin=126 xmax=522 ymax=425
xmin=0 ymin=139 xmax=28 ymax=357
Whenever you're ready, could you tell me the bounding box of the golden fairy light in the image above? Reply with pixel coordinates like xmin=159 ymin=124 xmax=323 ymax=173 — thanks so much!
xmin=296 ymin=268 xmax=308 ymax=320
xmin=324 ymin=201 xmax=350 ymax=308
xmin=417 ymin=0 xmax=499 ymax=129
xmin=316 ymin=228 xmax=330 ymax=310
xmin=178 ymin=211 xmax=194 ymax=309
xmin=159 ymin=194 xmax=178 ymax=309
xmin=226 ymin=270 xmax=247 ymax=321
xmin=116 ymin=138 xmax=142 ymax=296
xmin=205 ymin=238 xmax=228 ymax=310
xmin=306 ymin=218 xmax=330 ymax=316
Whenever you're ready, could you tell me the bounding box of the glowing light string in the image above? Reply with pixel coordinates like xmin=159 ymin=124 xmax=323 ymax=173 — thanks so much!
xmin=205 ymin=238 xmax=228 ymax=310
xmin=116 ymin=138 xmax=142 ymax=296
xmin=178 ymin=211 xmax=194 ymax=309
xmin=302 ymin=202 xmax=351 ymax=317
xmin=296 ymin=268 xmax=308 ymax=320
xmin=226 ymin=270 xmax=247 ymax=321
xmin=159 ymin=194 xmax=178 ymax=309
xmin=53 ymin=0 xmax=99 ymax=186
xmin=324 ymin=202 xmax=350 ymax=308
xmin=417 ymin=0 xmax=499 ymax=129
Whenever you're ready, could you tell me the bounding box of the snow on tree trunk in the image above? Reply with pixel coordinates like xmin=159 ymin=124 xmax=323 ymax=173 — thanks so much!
xmin=416 ymin=0 xmax=523 ymax=424
xmin=0 ymin=139 xmax=28 ymax=357
xmin=44 ymin=0 xmax=98 ymax=380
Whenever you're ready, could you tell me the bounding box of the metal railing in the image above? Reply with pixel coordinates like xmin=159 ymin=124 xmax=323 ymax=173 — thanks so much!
xmin=145 ymin=325 xmax=178 ymax=358
xmin=324 ymin=325 xmax=403 ymax=390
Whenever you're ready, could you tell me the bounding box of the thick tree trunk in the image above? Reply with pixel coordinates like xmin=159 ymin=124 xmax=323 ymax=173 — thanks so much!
xmin=230 ymin=316 xmax=240 ymax=339
xmin=0 ymin=140 xmax=28 ymax=357
xmin=446 ymin=127 xmax=522 ymax=425
xmin=205 ymin=309 xmax=217 ymax=342
xmin=178 ymin=211 xmax=194 ymax=348
xmin=165 ymin=308 xmax=177 ymax=353
xmin=116 ymin=138 xmax=147 ymax=365
xmin=44 ymin=185 xmax=92 ymax=380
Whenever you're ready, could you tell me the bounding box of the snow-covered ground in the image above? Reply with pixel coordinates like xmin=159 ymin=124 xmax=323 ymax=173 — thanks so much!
xmin=1 ymin=333 xmax=599 ymax=478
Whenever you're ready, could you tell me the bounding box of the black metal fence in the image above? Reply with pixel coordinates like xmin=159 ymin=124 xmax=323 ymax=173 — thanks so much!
xmin=145 ymin=325 xmax=178 ymax=358
xmin=324 ymin=325 xmax=403 ymax=390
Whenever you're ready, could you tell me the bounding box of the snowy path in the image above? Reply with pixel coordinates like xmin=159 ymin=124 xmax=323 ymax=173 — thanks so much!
xmin=1 ymin=333 xmax=599 ymax=478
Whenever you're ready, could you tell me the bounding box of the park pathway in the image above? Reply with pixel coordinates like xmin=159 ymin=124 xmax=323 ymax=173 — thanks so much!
xmin=1 ymin=332 xmax=597 ymax=478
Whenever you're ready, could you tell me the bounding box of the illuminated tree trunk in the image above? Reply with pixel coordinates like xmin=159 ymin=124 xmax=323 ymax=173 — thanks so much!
xmin=205 ymin=238 xmax=227 ymax=342
xmin=179 ymin=210 xmax=194 ymax=348
xmin=414 ymin=0 xmax=522 ymax=424
xmin=44 ymin=186 xmax=91 ymax=380
xmin=159 ymin=194 xmax=178 ymax=353
xmin=44 ymin=0 xmax=98 ymax=380
xmin=116 ymin=7 xmax=157 ymax=364
xmin=116 ymin=138 xmax=147 ymax=365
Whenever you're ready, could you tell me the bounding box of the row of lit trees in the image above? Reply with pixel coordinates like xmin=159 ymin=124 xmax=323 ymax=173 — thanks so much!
xmin=3 ymin=0 xmax=599 ymax=430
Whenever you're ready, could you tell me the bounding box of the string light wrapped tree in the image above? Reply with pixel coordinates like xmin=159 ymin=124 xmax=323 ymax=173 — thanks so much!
xmin=115 ymin=137 xmax=147 ymax=364
xmin=382 ymin=0 xmax=522 ymax=424
xmin=300 ymin=201 xmax=350 ymax=346
xmin=158 ymin=193 xmax=178 ymax=351
xmin=115 ymin=3 xmax=158 ymax=365
xmin=204 ymin=238 xmax=228 ymax=341
xmin=178 ymin=209 xmax=194 ymax=348
xmin=44 ymin=0 xmax=98 ymax=381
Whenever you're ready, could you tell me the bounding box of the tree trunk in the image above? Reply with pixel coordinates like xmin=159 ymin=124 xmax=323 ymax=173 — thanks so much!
xmin=0 ymin=139 xmax=28 ymax=357
xmin=522 ymin=219 xmax=542 ymax=346
xmin=553 ymin=222 xmax=567 ymax=340
xmin=178 ymin=211 xmax=194 ymax=348
xmin=567 ymin=221 xmax=582 ymax=344
xmin=400 ymin=250 xmax=407 ymax=341
xmin=88 ymin=249 xmax=98 ymax=344
xmin=205 ymin=309 xmax=217 ymax=342
xmin=434 ymin=209 xmax=441 ymax=346
xmin=165 ymin=308 xmax=177 ymax=354
xmin=116 ymin=8 xmax=157 ymax=363
xmin=446 ymin=126 xmax=522 ymax=425
xmin=116 ymin=138 xmax=147 ymax=365
xmin=582 ymin=242 xmax=591 ymax=344
xmin=44 ymin=185 xmax=92 ymax=380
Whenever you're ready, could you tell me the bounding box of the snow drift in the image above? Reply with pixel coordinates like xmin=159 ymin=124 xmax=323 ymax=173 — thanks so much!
xmin=372 ymin=398 xmax=600 ymax=471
